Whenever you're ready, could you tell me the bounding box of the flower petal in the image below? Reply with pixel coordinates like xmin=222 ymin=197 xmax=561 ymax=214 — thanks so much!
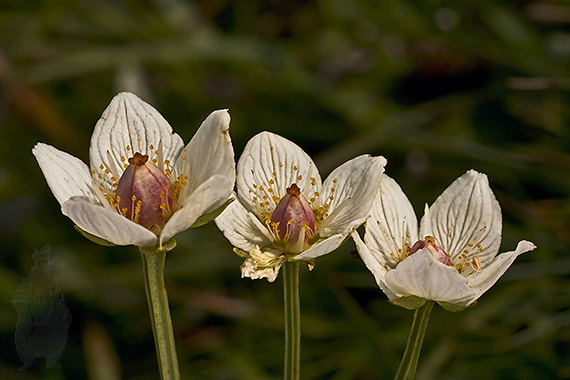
xmin=419 ymin=170 xmax=502 ymax=267
xmin=467 ymin=240 xmax=536 ymax=297
xmin=236 ymin=132 xmax=322 ymax=217
xmin=62 ymin=196 xmax=157 ymax=246
xmin=291 ymin=233 xmax=345 ymax=261
xmin=160 ymin=174 xmax=233 ymax=245
xmin=384 ymin=249 xmax=478 ymax=307
xmin=175 ymin=110 xmax=235 ymax=200
xmin=33 ymin=143 xmax=100 ymax=206
xmin=317 ymin=155 xmax=386 ymax=237
xmin=215 ymin=195 xmax=273 ymax=252
xmin=351 ymin=231 xmax=399 ymax=301
xmin=364 ymin=175 xmax=418 ymax=270
xmin=89 ymin=92 xmax=184 ymax=184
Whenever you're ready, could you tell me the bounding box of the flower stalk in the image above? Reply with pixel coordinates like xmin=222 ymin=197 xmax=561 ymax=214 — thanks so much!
xmin=394 ymin=301 xmax=434 ymax=380
xmin=140 ymin=247 xmax=180 ymax=380
xmin=283 ymin=261 xmax=300 ymax=380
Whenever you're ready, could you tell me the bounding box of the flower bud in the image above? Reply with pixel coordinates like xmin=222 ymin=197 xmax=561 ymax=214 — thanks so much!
xmin=116 ymin=152 xmax=174 ymax=230
xmin=270 ymin=184 xmax=316 ymax=253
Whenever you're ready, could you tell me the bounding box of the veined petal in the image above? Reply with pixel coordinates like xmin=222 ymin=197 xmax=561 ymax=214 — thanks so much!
xmin=160 ymin=175 xmax=233 ymax=245
xmin=384 ymin=249 xmax=478 ymax=306
xmin=364 ymin=175 xmax=418 ymax=269
xmin=215 ymin=194 xmax=273 ymax=252
xmin=467 ymin=240 xmax=536 ymax=296
xmin=236 ymin=132 xmax=321 ymax=217
xmin=62 ymin=196 xmax=157 ymax=246
xmin=32 ymin=143 xmax=100 ymax=206
xmin=419 ymin=170 xmax=502 ymax=267
xmin=291 ymin=233 xmax=345 ymax=260
xmin=318 ymin=155 xmax=387 ymax=237
xmin=351 ymin=231 xmax=398 ymax=301
xmin=175 ymin=110 xmax=235 ymax=200
xmin=89 ymin=92 xmax=184 ymax=183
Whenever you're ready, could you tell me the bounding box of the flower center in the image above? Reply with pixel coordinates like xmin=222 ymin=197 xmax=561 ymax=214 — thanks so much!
xmin=115 ymin=152 xmax=175 ymax=231
xmin=92 ymin=143 xmax=192 ymax=234
xmin=269 ymin=184 xmax=317 ymax=253
xmin=408 ymin=235 xmax=482 ymax=275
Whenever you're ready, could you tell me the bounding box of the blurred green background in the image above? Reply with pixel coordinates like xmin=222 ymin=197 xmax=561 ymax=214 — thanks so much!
xmin=0 ymin=0 xmax=569 ymax=379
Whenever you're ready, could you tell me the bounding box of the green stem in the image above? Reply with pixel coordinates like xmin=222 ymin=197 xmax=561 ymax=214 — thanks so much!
xmin=394 ymin=300 xmax=434 ymax=380
xmin=140 ymin=249 xmax=180 ymax=380
xmin=283 ymin=261 xmax=301 ymax=380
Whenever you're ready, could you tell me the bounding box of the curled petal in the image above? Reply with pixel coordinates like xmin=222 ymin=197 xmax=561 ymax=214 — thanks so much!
xmin=32 ymin=143 xmax=99 ymax=206
xmin=420 ymin=170 xmax=502 ymax=267
xmin=236 ymin=132 xmax=321 ymax=216
xmin=365 ymin=175 xmax=418 ymax=269
xmin=292 ymin=233 xmax=345 ymax=261
xmin=160 ymin=175 xmax=233 ymax=245
xmin=90 ymin=92 xmax=184 ymax=182
xmin=318 ymin=155 xmax=386 ymax=237
xmin=175 ymin=109 xmax=235 ymax=200
xmin=62 ymin=196 xmax=157 ymax=246
xmin=467 ymin=240 xmax=536 ymax=297
xmin=351 ymin=231 xmax=398 ymax=301
xmin=215 ymin=195 xmax=273 ymax=252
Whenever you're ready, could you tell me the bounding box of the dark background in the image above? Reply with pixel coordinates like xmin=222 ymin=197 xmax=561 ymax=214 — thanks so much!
xmin=0 ymin=0 xmax=568 ymax=379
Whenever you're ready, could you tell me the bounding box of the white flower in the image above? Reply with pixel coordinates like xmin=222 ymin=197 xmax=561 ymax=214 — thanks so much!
xmin=215 ymin=131 xmax=387 ymax=282
xmin=33 ymin=92 xmax=235 ymax=248
xmin=352 ymin=170 xmax=536 ymax=311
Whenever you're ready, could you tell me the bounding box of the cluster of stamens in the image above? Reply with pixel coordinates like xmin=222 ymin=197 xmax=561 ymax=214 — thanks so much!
xmin=247 ymin=164 xmax=337 ymax=222
xmin=246 ymin=163 xmax=340 ymax=252
xmin=400 ymin=231 xmax=484 ymax=276
xmin=91 ymin=141 xmax=190 ymax=230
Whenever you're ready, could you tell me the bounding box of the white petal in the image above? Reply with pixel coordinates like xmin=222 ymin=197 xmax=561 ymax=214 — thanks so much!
xmin=174 ymin=110 xmax=235 ymax=200
xmin=351 ymin=231 xmax=398 ymax=301
xmin=467 ymin=240 xmax=536 ymax=296
xmin=215 ymin=195 xmax=273 ymax=252
xmin=419 ymin=170 xmax=502 ymax=267
xmin=364 ymin=175 xmax=418 ymax=270
xmin=89 ymin=92 xmax=184 ymax=182
xmin=160 ymin=175 xmax=233 ymax=245
xmin=236 ymin=132 xmax=322 ymax=216
xmin=291 ymin=233 xmax=345 ymax=261
xmin=62 ymin=196 xmax=157 ymax=246
xmin=33 ymin=143 xmax=100 ymax=206
xmin=317 ymin=155 xmax=387 ymax=237
xmin=384 ymin=249 xmax=478 ymax=306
